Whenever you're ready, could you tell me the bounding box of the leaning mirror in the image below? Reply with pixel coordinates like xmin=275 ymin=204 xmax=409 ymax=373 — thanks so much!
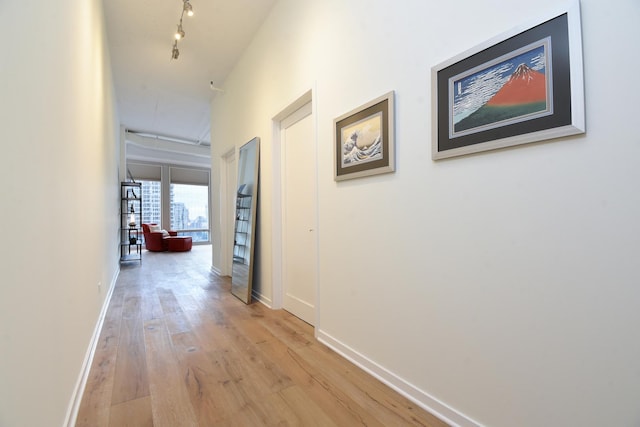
xmin=231 ymin=137 xmax=260 ymax=304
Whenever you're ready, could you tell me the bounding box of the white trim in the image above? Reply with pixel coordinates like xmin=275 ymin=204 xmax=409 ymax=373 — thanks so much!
xmin=317 ymin=329 xmax=483 ymax=427
xmin=64 ymin=268 xmax=120 ymax=427
xmin=211 ymin=265 xmax=223 ymax=276
xmin=251 ymin=289 xmax=273 ymax=308
xmin=270 ymin=120 xmax=283 ymax=309
xmin=566 ymin=0 xmax=585 ymax=133
xmin=281 ymin=102 xmax=312 ymax=128
xmin=271 ymin=89 xmax=314 ymax=310
xmin=283 ymin=292 xmax=314 ymax=323
xmin=272 ymin=88 xmax=319 ymax=328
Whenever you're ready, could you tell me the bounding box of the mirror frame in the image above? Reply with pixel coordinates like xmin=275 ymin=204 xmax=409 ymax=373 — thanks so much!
xmin=231 ymin=137 xmax=260 ymax=304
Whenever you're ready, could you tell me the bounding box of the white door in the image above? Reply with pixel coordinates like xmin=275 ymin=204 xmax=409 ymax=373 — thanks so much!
xmin=281 ymin=102 xmax=316 ymax=325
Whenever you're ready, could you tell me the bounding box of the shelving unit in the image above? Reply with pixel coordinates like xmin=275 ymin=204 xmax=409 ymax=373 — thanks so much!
xmin=233 ymin=193 xmax=252 ymax=264
xmin=120 ymin=182 xmax=142 ymax=263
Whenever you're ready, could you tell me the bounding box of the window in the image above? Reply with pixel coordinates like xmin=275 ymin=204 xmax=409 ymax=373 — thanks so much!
xmin=170 ymin=183 xmax=209 ymax=242
xmin=128 ymin=162 xmax=211 ymax=244
xmin=140 ymin=180 xmax=161 ymax=225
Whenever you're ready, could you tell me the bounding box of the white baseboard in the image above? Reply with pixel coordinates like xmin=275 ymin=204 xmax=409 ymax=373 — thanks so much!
xmin=64 ymin=267 xmax=120 ymax=427
xmin=316 ymin=329 xmax=482 ymax=427
xmin=252 ymin=289 xmax=273 ymax=308
xmin=211 ymin=265 xmax=223 ymax=276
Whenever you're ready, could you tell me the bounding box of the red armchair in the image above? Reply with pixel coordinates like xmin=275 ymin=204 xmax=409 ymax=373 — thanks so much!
xmin=142 ymin=223 xmax=177 ymax=252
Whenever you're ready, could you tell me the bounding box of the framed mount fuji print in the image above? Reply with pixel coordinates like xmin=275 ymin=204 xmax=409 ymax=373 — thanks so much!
xmin=431 ymin=0 xmax=584 ymax=160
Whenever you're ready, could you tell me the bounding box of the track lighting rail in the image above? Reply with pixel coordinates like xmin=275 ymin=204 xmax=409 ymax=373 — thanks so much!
xmin=171 ymin=1 xmax=194 ymax=60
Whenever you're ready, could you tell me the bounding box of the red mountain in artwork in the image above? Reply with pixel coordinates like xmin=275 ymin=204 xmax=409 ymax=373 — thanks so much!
xmin=487 ymin=63 xmax=546 ymax=106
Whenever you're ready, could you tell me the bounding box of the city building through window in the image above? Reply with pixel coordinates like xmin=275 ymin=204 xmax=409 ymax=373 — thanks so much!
xmin=170 ymin=183 xmax=209 ymax=242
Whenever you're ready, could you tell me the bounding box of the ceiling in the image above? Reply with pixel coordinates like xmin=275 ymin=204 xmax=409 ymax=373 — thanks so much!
xmin=103 ymin=0 xmax=278 ymax=147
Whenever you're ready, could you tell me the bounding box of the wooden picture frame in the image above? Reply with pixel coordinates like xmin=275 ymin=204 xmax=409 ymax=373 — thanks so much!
xmin=334 ymin=91 xmax=395 ymax=181
xmin=431 ymin=1 xmax=584 ymax=160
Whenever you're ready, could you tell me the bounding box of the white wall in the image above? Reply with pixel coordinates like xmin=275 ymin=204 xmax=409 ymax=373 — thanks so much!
xmin=210 ymin=0 xmax=640 ymax=425
xmin=0 ymin=0 xmax=120 ymax=425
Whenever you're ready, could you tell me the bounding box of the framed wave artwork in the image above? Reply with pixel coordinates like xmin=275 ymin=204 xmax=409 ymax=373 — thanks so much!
xmin=334 ymin=91 xmax=395 ymax=181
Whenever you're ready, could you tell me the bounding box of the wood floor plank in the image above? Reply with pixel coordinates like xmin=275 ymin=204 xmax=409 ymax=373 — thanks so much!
xmin=295 ymin=343 xmax=448 ymax=427
xmin=182 ymin=309 xmax=293 ymax=400
xmin=254 ymin=305 xmax=315 ymax=350
xmin=108 ymin=396 xmax=153 ymax=427
xmin=110 ymin=315 xmax=149 ymax=405
xmin=173 ymin=292 xmax=203 ymax=312
xmin=144 ymin=318 xmax=199 ymax=427
xmin=250 ymin=390 xmax=302 ymax=426
xmin=278 ymin=385 xmax=339 ymax=426
xmin=221 ymin=306 xmax=387 ymax=426
xmin=156 ymin=287 xmax=183 ymax=314
xmin=186 ymin=309 xmax=295 ymax=394
xmin=164 ymin=309 xmax=192 ymax=335
xmin=121 ymin=294 xmax=142 ymax=320
xmin=281 ymin=345 xmax=387 ymax=427
xmin=169 ymin=331 xmax=236 ymax=425
xmin=140 ymin=289 xmax=164 ymax=322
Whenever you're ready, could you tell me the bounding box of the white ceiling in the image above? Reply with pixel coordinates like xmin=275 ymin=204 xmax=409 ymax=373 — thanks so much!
xmin=103 ymin=0 xmax=277 ymax=147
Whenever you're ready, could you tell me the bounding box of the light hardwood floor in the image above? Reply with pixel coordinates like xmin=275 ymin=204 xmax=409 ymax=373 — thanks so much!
xmin=76 ymin=245 xmax=448 ymax=426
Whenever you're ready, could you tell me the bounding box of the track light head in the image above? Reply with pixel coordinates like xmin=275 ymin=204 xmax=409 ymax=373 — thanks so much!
xmin=170 ymin=2 xmax=193 ymax=59
xmin=184 ymin=1 xmax=194 ymax=17
xmin=175 ymin=22 xmax=185 ymax=40
xmin=171 ymin=41 xmax=180 ymax=60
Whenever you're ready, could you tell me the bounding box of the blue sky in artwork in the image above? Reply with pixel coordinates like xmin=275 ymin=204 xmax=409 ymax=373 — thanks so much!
xmin=452 ymin=44 xmax=547 ymax=124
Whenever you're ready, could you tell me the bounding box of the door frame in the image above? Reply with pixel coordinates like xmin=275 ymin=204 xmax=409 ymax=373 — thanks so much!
xmin=271 ymin=88 xmax=319 ymax=329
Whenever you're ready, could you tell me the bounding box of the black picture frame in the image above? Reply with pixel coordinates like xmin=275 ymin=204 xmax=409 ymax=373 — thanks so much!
xmin=431 ymin=1 xmax=584 ymax=160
